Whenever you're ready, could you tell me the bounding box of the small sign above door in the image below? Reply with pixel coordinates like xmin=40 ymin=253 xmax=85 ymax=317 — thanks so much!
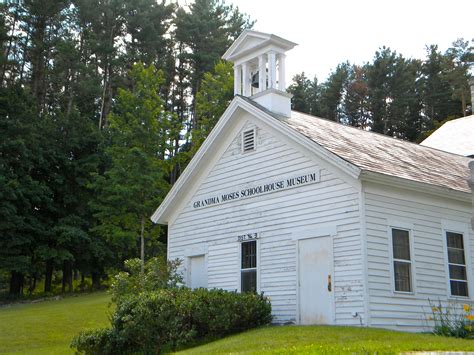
xmin=237 ymin=233 xmax=258 ymax=242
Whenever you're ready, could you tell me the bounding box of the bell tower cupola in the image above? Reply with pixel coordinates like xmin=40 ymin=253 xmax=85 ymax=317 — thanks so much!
xmin=222 ymin=30 xmax=297 ymax=117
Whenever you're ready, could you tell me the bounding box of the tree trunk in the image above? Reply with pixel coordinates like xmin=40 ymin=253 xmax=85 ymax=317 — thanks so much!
xmin=9 ymin=271 xmax=24 ymax=296
xmin=61 ymin=263 xmax=66 ymax=293
xmin=462 ymin=92 xmax=466 ymax=117
xmin=30 ymin=15 xmax=47 ymax=113
xmin=91 ymin=271 xmax=101 ymax=290
xmin=140 ymin=216 xmax=145 ymax=273
xmin=1 ymin=6 xmax=18 ymax=86
xmin=104 ymin=63 xmax=113 ymax=126
xmin=62 ymin=261 xmax=73 ymax=293
xmin=67 ymin=265 xmax=73 ymax=292
xmin=28 ymin=275 xmax=37 ymax=295
xmin=169 ymin=136 xmax=181 ymax=184
xmin=18 ymin=30 xmax=30 ymax=85
xmin=66 ymin=69 xmax=75 ymax=117
xmin=80 ymin=273 xmax=85 ymax=292
xmin=44 ymin=260 xmax=53 ymax=293
xmin=98 ymin=65 xmax=108 ymax=129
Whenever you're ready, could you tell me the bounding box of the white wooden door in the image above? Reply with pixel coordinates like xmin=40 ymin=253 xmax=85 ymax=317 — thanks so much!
xmin=298 ymin=236 xmax=334 ymax=325
xmin=189 ymin=255 xmax=207 ymax=289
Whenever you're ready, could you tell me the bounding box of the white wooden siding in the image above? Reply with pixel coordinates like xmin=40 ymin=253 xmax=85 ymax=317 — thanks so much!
xmin=168 ymin=119 xmax=364 ymax=324
xmin=364 ymin=182 xmax=474 ymax=331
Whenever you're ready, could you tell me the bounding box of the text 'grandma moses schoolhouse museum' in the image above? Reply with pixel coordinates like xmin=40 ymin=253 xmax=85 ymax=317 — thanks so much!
xmin=152 ymin=30 xmax=474 ymax=331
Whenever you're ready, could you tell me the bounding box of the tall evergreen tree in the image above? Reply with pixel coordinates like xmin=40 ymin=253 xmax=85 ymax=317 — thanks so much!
xmin=343 ymin=65 xmax=369 ymax=128
xmin=0 ymin=86 xmax=46 ymax=295
xmin=90 ymin=64 xmax=173 ymax=269
xmin=174 ymin=0 xmax=253 ymax=128
xmin=444 ymin=39 xmax=472 ymax=116
xmin=319 ymin=62 xmax=350 ymax=122
xmin=287 ymin=72 xmax=320 ymax=116
xmin=421 ymin=45 xmax=459 ymax=128
xmin=193 ymin=60 xmax=233 ymax=152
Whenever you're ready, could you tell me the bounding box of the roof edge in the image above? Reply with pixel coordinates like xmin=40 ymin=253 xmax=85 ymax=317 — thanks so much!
xmin=361 ymin=170 xmax=472 ymax=202
xmin=222 ymin=30 xmax=297 ymax=61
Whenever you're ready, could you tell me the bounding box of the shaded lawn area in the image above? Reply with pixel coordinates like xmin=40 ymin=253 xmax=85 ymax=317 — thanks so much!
xmin=177 ymin=325 xmax=474 ymax=354
xmin=0 ymin=292 xmax=111 ymax=354
xmin=3 ymin=292 xmax=473 ymax=354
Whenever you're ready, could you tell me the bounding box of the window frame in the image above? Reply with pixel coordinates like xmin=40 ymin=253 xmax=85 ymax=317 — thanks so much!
xmin=388 ymin=221 xmax=416 ymax=295
xmin=239 ymin=239 xmax=259 ymax=293
xmin=442 ymin=220 xmax=471 ymax=300
xmin=241 ymin=128 xmax=256 ymax=154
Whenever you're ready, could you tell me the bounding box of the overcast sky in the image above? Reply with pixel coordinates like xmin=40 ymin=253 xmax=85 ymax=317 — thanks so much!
xmin=228 ymin=0 xmax=473 ymax=83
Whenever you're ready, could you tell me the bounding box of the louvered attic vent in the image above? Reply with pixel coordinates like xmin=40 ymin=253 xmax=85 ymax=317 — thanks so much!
xmin=242 ymin=129 xmax=256 ymax=153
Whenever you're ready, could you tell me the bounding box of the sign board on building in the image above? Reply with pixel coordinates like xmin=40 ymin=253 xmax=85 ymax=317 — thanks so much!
xmin=192 ymin=169 xmax=320 ymax=209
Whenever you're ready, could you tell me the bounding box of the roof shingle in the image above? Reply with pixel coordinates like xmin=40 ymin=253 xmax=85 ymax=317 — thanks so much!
xmin=282 ymin=111 xmax=473 ymax=193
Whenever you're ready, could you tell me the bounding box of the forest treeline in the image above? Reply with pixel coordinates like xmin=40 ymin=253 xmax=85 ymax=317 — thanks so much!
xmin=0 ymin=0 xmax=472 ymax=297
xmin=288 ymin=42 xmax=473 ymax=141
xmin=0 ymin=0 xmax=251 ymax=296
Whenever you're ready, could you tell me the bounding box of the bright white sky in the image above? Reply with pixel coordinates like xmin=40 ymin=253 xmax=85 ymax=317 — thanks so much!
xmin=228 ymin=0 xmax=473 ymax=83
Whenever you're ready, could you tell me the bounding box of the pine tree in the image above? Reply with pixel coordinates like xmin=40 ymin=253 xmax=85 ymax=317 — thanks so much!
xmin=444 ymin=39 xmax=472 ymax=116
xmin=420 ymin=45 xmax=458 ymax=128
xmin=0 ymin=86 xmax=53 ymax=295
xmin=174 ymin=0 xmax=253 ymax=128
xmin=319 ymin=62 xmax=350 ymax=122
xmin=90 ymin=64 xmax=172 ymax=269
xmin=343 ymin=65 xmax=369 ymax=128
xmin=193 ymin=60 xmax=234 ymax=152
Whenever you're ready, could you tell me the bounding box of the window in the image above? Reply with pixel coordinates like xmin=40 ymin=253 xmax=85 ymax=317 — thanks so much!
xmin=241 ymin=241 xmax=257 ymax=292
xmin=446 ymin=231 xmax=468 ymax=297
xmin=242 ymin=129 xmax=256 ymax=153
xmin=392 ymin=228 xmax=412 ymax=292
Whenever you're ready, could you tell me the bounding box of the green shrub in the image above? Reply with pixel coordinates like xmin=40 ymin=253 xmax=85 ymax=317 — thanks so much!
xmin=71 ymin=288 xmax=272 ymax=354
xmin=110 ymin=257 xmax=182 ymax=305
xmin=71 ymin=328 xmax=119 ymax=355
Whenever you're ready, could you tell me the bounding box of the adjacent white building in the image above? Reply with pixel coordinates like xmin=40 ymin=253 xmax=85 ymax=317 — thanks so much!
xmin=420 ymin=115 xmax=474 ymax=157
xmin=151 ymin=30 xmax=474 ymax=331
xmin=421 ymin=78 xmax=474 ymax=157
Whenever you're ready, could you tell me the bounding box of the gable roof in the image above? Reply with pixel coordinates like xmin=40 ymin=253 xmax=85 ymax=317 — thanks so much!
xmin=239 ymin=96 xmax=472 ymax=194
xmin=151 ymin=96 xmax=360 ymax=224
xmin=420 ymin=115 xmax=474 ymax=157
xmin=152 ymin=96 xmax=473 ymax=224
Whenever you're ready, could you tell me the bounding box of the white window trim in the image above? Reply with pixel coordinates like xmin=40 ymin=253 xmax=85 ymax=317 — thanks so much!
xmin=441 ymin=220 xmax=471 ymax=300
xmin=241 ymin=128 xmax=256 ymax=154
xmin=238 ymin=239 xmax=259 ymax=293
xmin=388 ymin=220 xmax=416 ymax=296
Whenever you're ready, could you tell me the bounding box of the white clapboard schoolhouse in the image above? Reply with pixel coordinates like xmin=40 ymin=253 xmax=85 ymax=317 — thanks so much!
xmin=151 ymin=30 xmax=474 ymax=331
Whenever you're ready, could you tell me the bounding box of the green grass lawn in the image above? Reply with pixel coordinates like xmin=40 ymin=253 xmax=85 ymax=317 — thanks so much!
xmin=177 ymin=325 xmax=474 ymax=354
xmin=0 ymin=292 xmax=111 ymax=354
xmin=2 ymin=294 xmax=474 ymax=355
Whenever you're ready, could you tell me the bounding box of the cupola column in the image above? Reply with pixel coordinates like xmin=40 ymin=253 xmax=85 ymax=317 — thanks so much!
xmin=268 ymin=51 xmax=277 ymax=89
xmin=278 ymin=54 xmax=286 ymax=90
xmin=258 ymin=54 xmax=266 ymax=92
xmin=234 ymin=65 xmax=241 ymax=95
xmin=242 ymin=62 xmax=250 ymax=96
